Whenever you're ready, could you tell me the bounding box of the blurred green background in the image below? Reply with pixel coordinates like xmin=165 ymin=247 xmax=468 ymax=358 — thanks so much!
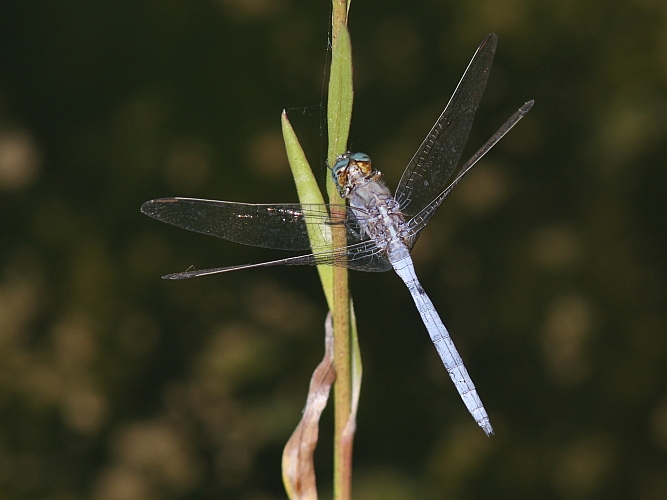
xmin=1 ymin=0 xmax=666 ymax=499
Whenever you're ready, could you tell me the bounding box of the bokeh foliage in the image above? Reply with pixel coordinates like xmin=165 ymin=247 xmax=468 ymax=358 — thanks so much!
xmin=0 ymin=0 xmax=666 ymax=499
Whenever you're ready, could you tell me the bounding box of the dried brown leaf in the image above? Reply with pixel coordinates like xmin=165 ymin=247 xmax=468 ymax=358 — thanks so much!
xmin=282 ymin=314 xmax=335 ymax=500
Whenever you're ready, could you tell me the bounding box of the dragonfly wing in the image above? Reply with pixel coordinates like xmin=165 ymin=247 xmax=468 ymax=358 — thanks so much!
xmin=162 ymin=239 xmax=391 ymax=279
xmin=395 ymin=33 xmax=497 ymax=217
xmin=407 ymin=100 xmax=534 ymax=235
xmin=141 ymin=197 xmax=370 ymax=251
xmin=163 ymin=252 xmax=324 ymax=279
xmin=345 ymin=239 xmax=393 ymax=272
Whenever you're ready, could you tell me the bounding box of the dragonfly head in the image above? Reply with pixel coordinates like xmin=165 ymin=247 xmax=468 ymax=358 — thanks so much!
xmin=331 ymin=152 xmax=373 ymax=197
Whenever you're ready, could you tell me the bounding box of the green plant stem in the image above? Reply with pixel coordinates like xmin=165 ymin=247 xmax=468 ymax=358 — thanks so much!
xmin=331 ymin=210 xmax=351 ymax=500
xmin=331 ymin=0 xmax=348 ymax=45
xmin=328 ymin=2 xmax=353 ymax=499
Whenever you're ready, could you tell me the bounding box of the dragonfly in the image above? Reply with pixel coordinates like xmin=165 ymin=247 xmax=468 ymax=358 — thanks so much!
xmin=141 ymin=33 xmax=533 ymax=436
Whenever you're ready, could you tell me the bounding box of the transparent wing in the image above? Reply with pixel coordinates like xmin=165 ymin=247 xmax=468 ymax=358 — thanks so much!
xmin=163 ymin=238 xmax=392 ymax=279
xmin=141 ymin=197 xmax=393 ymax=277
xmin=407 ymin=100 xmax=534 ymax=234
xmin=141 ymin=197 xmax=370 ymax=250
xmin=395 ymin=33 xmax=497 ymax=216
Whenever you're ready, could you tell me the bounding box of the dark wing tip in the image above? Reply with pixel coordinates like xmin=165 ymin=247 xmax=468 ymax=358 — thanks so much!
xmin=517 ymin=100 xmax=535 ymax=117
xmin=482 ymin=32 xmax=498 ymax=50
xmin=161 ymin=272 xmax=189 ymax=280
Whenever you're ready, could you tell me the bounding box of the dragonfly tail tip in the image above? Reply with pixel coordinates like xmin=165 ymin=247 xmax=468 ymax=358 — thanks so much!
xmin=481 ymin=421 xmax=494 ymax=437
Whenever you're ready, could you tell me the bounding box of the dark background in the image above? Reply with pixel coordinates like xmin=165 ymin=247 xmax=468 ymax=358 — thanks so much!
xmin=0 ymin=1 xmax=666 ymax=499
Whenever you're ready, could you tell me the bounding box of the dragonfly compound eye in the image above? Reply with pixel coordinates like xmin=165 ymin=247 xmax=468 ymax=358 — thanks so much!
xmin=349 ymin=152 xmax=370 ymax=163
xmin=332 ymin=154 xmax=351 ymax=186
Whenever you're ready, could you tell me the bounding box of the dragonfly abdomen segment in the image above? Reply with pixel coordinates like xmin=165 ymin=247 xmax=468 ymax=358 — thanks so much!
xmin=391 ymin=255 xmax=493 ymax=436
